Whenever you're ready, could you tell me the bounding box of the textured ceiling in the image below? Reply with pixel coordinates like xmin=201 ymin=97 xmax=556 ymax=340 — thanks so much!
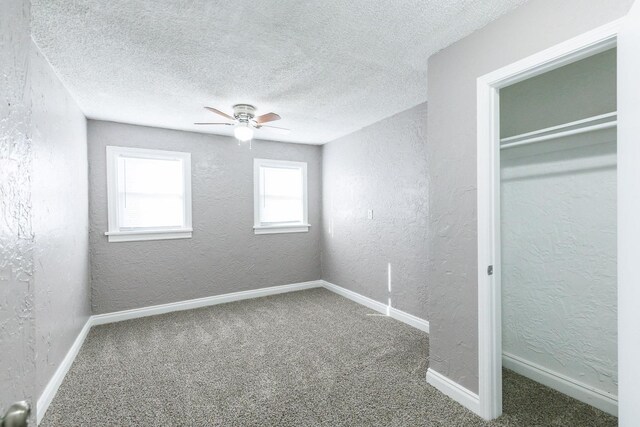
xmin=32 ymin=0 xmax=526 ymax=144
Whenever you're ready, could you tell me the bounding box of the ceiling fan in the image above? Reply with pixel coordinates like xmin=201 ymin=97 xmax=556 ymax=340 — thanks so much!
xmin=195 ymin=104 xmax=289 ymax=142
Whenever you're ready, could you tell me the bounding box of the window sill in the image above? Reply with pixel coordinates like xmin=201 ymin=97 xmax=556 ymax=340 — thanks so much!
xmin=105 ymin=228 xmax=193 ymax=242
xmin=253 ymin=224 xmax=310 ymax=235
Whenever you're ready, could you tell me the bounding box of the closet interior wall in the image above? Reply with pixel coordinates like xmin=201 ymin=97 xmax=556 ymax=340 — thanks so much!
xmin=499 ymin=49 xmax=618 ymax=401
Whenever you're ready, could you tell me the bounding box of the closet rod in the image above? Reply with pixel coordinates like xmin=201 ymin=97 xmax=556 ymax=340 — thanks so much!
xmin=500 ymin=112 xmax=617 ymax=144
xmin=501 ymin=121 xmax=617 ymax=149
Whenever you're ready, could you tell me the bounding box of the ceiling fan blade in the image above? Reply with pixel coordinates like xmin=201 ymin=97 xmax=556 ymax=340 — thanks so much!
xmin=255 ymin=112 xmax=281 ymax=124
xmin=260 ymin=124 xmax=290 ymax=133
xmin=204 ymin=106 xmax=235 ymax=121
xmin=193 ymin=122 xmax=234 ymax=125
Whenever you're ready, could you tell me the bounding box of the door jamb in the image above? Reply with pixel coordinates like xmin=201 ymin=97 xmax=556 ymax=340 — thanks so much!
xmin=476 ymin=19 xmax=621 ymax=421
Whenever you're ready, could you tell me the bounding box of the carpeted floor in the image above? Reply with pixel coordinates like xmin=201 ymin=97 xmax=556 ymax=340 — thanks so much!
xmin=41 ymin=288 xmax=617 ymax=426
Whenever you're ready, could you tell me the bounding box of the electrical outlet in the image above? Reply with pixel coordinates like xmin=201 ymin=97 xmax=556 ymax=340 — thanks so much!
xmin=367 ymin=209 xmax=373 ymax=220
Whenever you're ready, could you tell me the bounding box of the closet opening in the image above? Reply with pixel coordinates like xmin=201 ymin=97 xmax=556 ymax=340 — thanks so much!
xmin=499 ymin=48 xmax=617 ymax=418
xmin=475 ymin=21 xmax=621 ymax=422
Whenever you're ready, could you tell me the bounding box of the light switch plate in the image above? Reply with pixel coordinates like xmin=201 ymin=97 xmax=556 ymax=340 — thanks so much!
xmin=367 ymin=209 xmax=373 ymax=220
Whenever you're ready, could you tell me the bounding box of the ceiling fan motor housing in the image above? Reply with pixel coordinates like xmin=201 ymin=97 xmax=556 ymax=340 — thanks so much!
xmin=233 ymin=104 xmax=256 ymax=124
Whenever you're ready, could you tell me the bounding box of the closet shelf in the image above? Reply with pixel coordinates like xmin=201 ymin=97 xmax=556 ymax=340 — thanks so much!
xmin=500 ymin=112 xmax=617 ymax=150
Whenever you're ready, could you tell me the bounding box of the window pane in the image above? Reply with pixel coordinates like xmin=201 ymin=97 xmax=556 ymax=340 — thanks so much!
xmin=260 ymin=166 xmax=303 ymax=224
xmin=118 ymin=156 xmax=185 ymax=229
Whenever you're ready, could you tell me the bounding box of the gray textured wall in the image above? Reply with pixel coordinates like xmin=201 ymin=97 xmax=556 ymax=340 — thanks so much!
xmin=0 ymin=0 xmax=36 ymax=416
xmin=88 ymin=120 xmax=322 ymax=314
xmin=426 ymin=0 xmax=632 ymax=393
xmin=321 ymin=103 xmax=429 ymax=319
xmin=31 ymin=43 xmax=91 ymax=397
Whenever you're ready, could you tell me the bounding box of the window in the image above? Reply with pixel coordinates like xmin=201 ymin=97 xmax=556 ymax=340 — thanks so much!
xmin=105 ymin=146 xmax=192 ymax=242
xmin=254 ymin=159 xmax=309 ymax=234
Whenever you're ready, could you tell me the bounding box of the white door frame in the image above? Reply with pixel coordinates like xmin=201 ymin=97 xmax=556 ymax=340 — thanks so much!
xmin=476 ymin=19 xmax=621 ymax=421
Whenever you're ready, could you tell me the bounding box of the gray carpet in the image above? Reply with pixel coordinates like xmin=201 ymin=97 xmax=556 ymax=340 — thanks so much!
xmin=41 ymin=288 xmax=617 ymax=426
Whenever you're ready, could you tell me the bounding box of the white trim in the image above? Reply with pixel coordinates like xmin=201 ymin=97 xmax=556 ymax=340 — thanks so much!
xmin=478 ymin=20 xmax=620 ymax=89
xmin=477 ymin=19 xmax=621 ymax=421
xmin=321 ymin=280 xmax=389 ymax=314
xmin=426 ymin=368 xmax=480 ymax=414
xmin=104 ymin=228 xmax=192 ymax=242
xmin=477 ymin=71 xmax=504 ymax=421
xmin=388 ymin=307 xmax=429 ymax=333
xmin=253 ymin=158 xmax=309 ymax=235
xmin=502 ymin=352 xmax=617 ymax=416
xmin=319 ymin=280 xmax=429 ymax=333
xmin=618 ymin=4 xmax=640 ymax=425
xmin=105 ymin=146 xmax=192 ymax=243
xmin=92 ymin=280 xmax=323 ymax=325
xmin=253 ymin=224 xmax=310 ymax=234
xmin=37 ymin=319 xmax=92 ymax=424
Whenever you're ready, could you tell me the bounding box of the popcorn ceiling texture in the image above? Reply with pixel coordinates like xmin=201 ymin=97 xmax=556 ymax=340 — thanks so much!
xmin=500 ymin=50 xmax=617 ymax=398
xmin=0 ymin=0 xmax=36 ymax=416
xmin=321 ymin=103 xmax=429 ymax=320
xmin=87 ymin=120 xmax=322 ymax=314
xmin=426 ymin=0 xmax=633 ymax=394
xmin=30 ymin=0 xmax=526 ymax=144
xmin=31 ymin=43 xmax=92 ymax=398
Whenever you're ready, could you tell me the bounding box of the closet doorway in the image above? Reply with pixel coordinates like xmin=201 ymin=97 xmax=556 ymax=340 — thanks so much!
xmin=499 ymin=48 xmax=617 ymax=415
xmin=475 ymin=20 xmax=625 ymax=422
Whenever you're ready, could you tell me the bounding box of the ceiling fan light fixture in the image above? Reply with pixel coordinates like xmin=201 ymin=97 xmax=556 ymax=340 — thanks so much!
xmin=234 ymin=122 xmax=254 ymax=142
xmin=199 ymin=104 xmax=287 ymax=144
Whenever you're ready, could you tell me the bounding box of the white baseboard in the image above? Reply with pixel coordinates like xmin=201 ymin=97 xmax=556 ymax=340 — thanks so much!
xmin=319 ymin=280 xmax=429 ymax=333
xmin=90 ymin=279 xmax=430 ymax=332
xmin=91 ymin=280 xmax=323 ymax=326
xmin=37 ymin=318 xmax=92 ymax=424
xmin=389 ymin=307 xmax=429 ymax=333
xmin=502 ymin=352 xmax=617 ymax=416
xmin=426 ymin=368 xmax=480 ymax=414
xmin=320 ymin=280 xmax=389 ymax=314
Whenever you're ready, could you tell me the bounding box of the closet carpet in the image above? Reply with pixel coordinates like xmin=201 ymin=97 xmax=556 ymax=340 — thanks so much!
xmin=41 ymin=288 xmax=617 ymax=426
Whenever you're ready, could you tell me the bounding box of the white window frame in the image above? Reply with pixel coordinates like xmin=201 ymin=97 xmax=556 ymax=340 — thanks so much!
xmin=253 ymin=158 xmax=309 ymax=235
xmin=105 ymin=146 xmax=192 ymax=243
